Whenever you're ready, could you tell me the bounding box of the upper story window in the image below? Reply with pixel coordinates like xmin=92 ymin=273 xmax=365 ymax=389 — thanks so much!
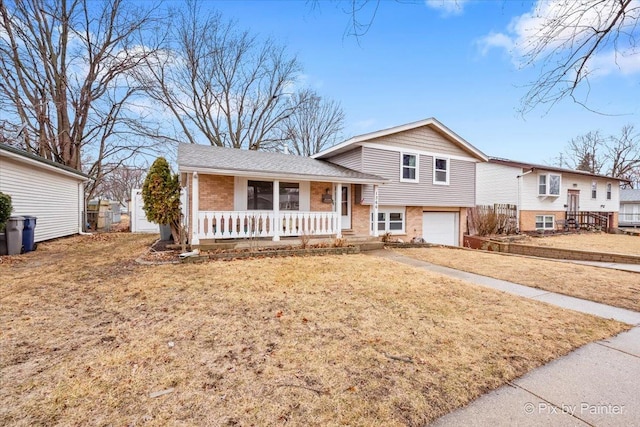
xmin=538 ymin=173 xmax=561 ymax=196
xmin=606 ymin=183 xmax=612 ymax=200
xmin=591 ymin=180 xmax=597 ymax=199
xmin=433 ymin=157 xmax=449 ymax=185
xmin=400 ymin=153 xmax=418 ymax=182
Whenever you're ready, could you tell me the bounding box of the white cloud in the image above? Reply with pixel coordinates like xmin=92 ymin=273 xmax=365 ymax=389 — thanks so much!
xmin=478 ymin=0 xmax=640 ymax=77
xmin=425 ymin=0 xmax=468 ymax=16
xmin=477 ymin=32 xmax=514 ymax=56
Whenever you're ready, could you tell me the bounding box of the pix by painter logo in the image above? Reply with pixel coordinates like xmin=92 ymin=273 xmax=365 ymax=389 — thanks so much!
xmin=524 ymin=402 xmax=625 ymax=416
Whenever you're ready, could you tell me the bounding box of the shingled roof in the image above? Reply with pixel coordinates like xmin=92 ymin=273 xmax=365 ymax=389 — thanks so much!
xmin=621 ymin=189 xmax=640 ymax=202
xmin=177 ymin=144 xmax=387 ymax=184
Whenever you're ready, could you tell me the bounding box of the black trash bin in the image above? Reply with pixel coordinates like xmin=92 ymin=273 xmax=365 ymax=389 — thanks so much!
xmin=22 ymin=216 xmax=37 ymax=252
xmin=6 ymin=216 xmax=25 ymax=255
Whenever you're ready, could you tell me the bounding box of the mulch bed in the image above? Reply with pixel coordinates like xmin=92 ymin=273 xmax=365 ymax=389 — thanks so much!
xmin=136 ymin=240 xmax=359 ymax=264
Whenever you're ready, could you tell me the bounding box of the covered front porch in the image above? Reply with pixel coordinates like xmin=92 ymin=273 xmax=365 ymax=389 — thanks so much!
xmin=177 ymin=143 xmax=387 ymax=246
xmin=186 ymin=173 xmax=384 ymax=245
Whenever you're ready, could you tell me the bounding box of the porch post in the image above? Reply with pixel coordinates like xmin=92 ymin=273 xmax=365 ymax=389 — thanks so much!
xmin=335 ymin=183 xmax=342 ymax=238
xmin=272 ymin=180 xmax=280 ymax=241
xmin=373 ymin=184 xmax=379 ymax=237
xmin=191 ymin=172 xmax=199 ymax=245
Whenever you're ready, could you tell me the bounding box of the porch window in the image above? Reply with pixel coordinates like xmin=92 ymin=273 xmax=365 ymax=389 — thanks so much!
xmin=591 ymin=181 xmax=597 ymax=199
xmin=400 ymin=153 xmax=418 ymax=182
xmin=434 ymin=157 xmax=449 ymax=185
xmin=279 ymin=182 xmax=299 ymax=210
xmin=247 ymin=180 xmax=273 ymax=210
xmin=538 ymin=173 xmax=560 ymax=196
xmin=606 ymin=183 xmax=611 ymax=200
xmin=373 ymin=207 xmax=405 ymax=234
xmin=535 ymin=215 xmax=555 ymax=230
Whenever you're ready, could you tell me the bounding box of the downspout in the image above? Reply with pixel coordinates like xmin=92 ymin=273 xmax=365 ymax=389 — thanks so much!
xmin=78 ymin=180 xmax=93 ymax=235
xmin=516 ymin=169 xmax=533 ymax=233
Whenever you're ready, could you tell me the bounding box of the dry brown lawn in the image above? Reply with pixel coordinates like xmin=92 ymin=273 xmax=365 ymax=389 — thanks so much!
xmin=396 ymin=247 xmax=640 ymax=312
xmin=0 ymin=234 xmax=628 ymax=426
xmin=521 ymin=232 xmax=640 ymax=256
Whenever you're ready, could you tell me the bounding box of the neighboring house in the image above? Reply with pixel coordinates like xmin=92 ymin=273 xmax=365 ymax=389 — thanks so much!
xmin=620 ymin=189 xmax=640 ymax=227
xmin=0 ymin=143 xmax=87 ymax=242
xmin=476 ymin=158 xmax=627 ymax=232
xmin=178 ymin=118 xmax=488 ymax=247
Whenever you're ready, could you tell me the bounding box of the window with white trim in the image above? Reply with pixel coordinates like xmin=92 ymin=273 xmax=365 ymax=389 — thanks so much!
xmin=591 ymin=180 xmax=597 ymax=199
xmin=535 ymin=215 xmax=555 ymax=230
xmin=400 ymin=153 xmax=418 ymax=182
xmin=433 ymin=157 xmax=449 ymax=185
xmin=372 ymin=207 xmax=406 ymax=234
xmin=606 ymin=183 xmax=611 ymax=200
xmin=538 ymin=173 xmax=561 ymax=196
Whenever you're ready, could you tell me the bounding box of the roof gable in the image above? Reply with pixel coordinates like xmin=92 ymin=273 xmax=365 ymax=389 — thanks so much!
xmin=313 ymin=118 xmax=488 ymax=161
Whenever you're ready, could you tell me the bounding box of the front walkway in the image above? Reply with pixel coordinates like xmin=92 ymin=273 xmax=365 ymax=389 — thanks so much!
xmin=366 ymin=249 xmax=640 ymax=426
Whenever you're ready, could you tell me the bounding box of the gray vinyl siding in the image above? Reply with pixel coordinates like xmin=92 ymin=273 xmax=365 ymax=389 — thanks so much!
xmin=361 ymin=148 xmax=476 ymax=206
xmin=367 ymin=126 xmax=471 ymax=158
xmin=0 ymin=156 xmax=83 ymax=242
xmin=326 ymin=147 xmax=362 ymax=171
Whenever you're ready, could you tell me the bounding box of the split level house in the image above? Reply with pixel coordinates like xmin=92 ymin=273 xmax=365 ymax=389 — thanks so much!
xmin=178 ymin=118 xmax=488 ymax=247
xmin=476 ymin=158 xmax=627 ymax=232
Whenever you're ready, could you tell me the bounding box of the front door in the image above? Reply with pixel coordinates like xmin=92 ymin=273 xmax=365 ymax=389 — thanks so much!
xmin=341 ymin=185 xmax=351 ymax=229
xmin=567 ymin=190 xmax=579 ymax=222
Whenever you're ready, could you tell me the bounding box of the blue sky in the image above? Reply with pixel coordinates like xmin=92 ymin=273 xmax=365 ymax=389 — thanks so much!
xmin=203 ymin=0 xmax=639 ymax=165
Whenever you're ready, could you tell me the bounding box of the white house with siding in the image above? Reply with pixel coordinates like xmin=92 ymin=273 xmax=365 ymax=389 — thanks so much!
xmin=0 ymin=144 xmax=87 ymax=242
xmin=477 ymin=158 xmax=626 ymax=232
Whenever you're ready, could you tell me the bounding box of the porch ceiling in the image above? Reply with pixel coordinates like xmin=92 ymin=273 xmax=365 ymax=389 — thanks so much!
xmin=178 ymin=143 xmax=387 ymax=184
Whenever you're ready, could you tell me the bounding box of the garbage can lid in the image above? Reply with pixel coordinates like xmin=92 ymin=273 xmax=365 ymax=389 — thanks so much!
xmin=8 ymin=216 xmax=25 ymax=220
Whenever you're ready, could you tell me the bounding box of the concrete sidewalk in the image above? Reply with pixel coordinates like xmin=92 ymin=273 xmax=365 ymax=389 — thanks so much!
xmin=366 ymin=249 xmax=640 ymax=426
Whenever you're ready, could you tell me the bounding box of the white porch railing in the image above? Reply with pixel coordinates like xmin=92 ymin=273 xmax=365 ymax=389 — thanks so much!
xmin=196 ymin=211 xmax=339 ymax=240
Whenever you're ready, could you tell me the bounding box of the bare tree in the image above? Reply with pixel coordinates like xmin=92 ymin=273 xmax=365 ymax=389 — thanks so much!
xmin=136 ymin=2 xmax=303 ymax=150
xmin=279 ymin=89 xmax=345 ymax=156
xmin=327 ymin=1 xmax=639 ymax=113
xmin=558 ymin=125 xmax=640 ymax=187
xmin=518 ymin=0 xmax=640 ymax=113
xmin=606 ymin=124 xmax=640 ymax=187
xmin=93 ymin=164 xmax=146 ymax=203
xmin=563 ymin=131 xmax=605 ymax=174
xmin=0 ymin=0 xmax=164 ymax=199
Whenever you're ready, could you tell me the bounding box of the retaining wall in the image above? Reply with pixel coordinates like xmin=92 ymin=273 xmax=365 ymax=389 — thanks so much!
xmin=463 ymin=235 xmax=640 ymax=265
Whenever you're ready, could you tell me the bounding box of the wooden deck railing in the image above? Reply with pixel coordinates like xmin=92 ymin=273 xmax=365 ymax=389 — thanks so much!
xmin=566 ymin=211 xmax=609 ymax=230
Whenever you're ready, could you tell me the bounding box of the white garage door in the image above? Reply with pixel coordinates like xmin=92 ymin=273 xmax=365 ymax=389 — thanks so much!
xmin=423 ymin=212 xmax=459 ymax=246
